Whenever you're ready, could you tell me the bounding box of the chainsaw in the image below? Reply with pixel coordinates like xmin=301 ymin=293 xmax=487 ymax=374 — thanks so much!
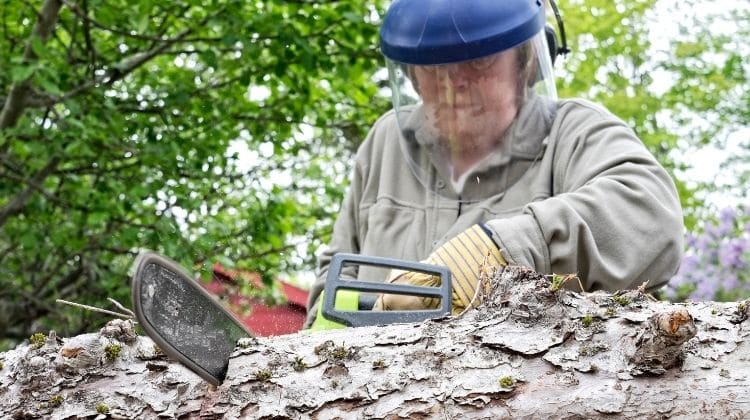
xmin=130 ymin=251 xmax=451 ymax=385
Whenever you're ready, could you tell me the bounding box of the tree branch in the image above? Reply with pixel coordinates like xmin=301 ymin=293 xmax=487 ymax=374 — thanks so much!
xmin=0 ymin=155 xmax=61 ymax=228
xmin=5 ymin=269 xmax=750 ymax=418
xmin=20 ymin=12 xmax=210 ymax=109
xmin=81 ymin=0 xmax=97 ymax=78
xmin=0 ymin=0 xmax=63 ymax=131
xmin=0 ymin=163 xmax=75 ymax=209
xmin=53 ymin=157 xmax=140 ymax=175
xmin=62 ymin=0 xmax=224 ymax=44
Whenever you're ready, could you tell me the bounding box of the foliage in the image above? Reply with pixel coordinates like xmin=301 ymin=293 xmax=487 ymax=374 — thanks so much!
xmin=557 ymin=0 xmax=676 ymax=164
xmin=649 ymin=1 xmax=750 ymax=302
xmin=651 ymin=1 xmax=749 ymax=225
xmin=0 ymin=0 xmax=389 ymax=350
xmin=1 ymin=0 xmax=747 ymax=350
xmin=666 ymin=206 xmax=750 ymax=302
xmin=558 ymin=0 xmax=706 ymax=225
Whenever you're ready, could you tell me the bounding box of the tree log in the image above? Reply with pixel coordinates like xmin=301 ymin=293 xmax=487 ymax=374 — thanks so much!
xmin=2 ymin=266 xmax=750 ymax=419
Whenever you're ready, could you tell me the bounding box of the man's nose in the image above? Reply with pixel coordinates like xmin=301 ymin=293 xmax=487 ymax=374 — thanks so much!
xmin=442 ymin=64 xmax=472 ymax=87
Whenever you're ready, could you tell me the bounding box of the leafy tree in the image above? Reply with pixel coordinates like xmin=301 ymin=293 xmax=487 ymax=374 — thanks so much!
xmin=1 ymin=0 xmax=746 ymax=350
xmin=658 ymin=1 xmax=749 ymax=214
xmin=0 ymin=0 xmax=389 ymax=350
xmin=563 ymin=0 xmax=749 ymax=301
xmin=557 ymin=0 xmax=685 ymax=223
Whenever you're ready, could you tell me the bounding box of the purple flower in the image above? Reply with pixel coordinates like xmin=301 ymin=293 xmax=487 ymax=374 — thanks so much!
xmin=719 ymin=207 xmax=736 ymax=225
xmin=690 ymin=275 xmax=719 ymax=301
xmin=718 ymin=207 xmax=736 ymax=234
xmin=721 ymin=272 xmax=740 ymax=292
xmin=694 ymin=235 xmax=713 ymax=253
xmin=685 ymin=233 xmax=697 ymax=248
xmin=675 ymin=254 xmax=700 ymax=277
xmin=704 ymin=224 xmax=722 ymax=240
xmin=718 ymin=238 xmax=748 ymax=269
xmin=668 ymin=204 xmax=750 ymax=302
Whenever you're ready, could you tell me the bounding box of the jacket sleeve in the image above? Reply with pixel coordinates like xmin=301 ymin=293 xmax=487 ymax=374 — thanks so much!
xmin=486 ymin=100 xmax=684 ymax=292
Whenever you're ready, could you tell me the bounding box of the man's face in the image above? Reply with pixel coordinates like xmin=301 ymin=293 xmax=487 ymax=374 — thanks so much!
xmin=412 ymin=49 xmax=521 ymax=162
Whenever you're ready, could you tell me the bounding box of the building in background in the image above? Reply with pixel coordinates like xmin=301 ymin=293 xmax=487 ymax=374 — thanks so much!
xmin=203 ymin=265 xmax=309 ymax=336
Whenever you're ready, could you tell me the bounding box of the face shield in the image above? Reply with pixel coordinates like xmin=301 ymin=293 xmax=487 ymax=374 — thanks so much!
xmin=386 ymin=29 xmax=557 ymax=197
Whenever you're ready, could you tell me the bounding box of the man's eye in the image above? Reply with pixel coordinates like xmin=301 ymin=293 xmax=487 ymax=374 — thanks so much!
xmin=469 ymin=55 xmax=496 ymax=70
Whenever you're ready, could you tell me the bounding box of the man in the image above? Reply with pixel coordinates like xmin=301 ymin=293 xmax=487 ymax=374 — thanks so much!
xmin=304 ymin=0 xmax=684 ymax=326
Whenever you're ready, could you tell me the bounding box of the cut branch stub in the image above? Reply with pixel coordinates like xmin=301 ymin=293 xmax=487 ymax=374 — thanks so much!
xmin=628 ymin=308 xmax=697 ymax=375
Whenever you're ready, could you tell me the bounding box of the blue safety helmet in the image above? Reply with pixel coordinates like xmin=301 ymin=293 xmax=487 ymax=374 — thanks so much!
xmin=380 ymin=0 xmax=546 ymax=66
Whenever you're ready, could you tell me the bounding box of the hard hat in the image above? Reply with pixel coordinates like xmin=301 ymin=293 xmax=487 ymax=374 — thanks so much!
xmin=380 ymin=0 xmax=546 ymax=65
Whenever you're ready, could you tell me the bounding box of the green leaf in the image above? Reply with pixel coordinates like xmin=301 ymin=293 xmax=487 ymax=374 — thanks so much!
xmin=134 ymin=9 xmax=150 ymax=33
xmin=11 ymin=65 xmax=35 ymax=83
xmin=88 ymin=212 xmax=110 ymax=225
xmin=30 ymin=36 xmax=47 ymax=58
xmin=37 ymin=74 xmax=63 ymax=95
xmin=342 ymin=12 xmax=360 ymax=23
xmin=213 ymin=255 xmax=236 ymax=269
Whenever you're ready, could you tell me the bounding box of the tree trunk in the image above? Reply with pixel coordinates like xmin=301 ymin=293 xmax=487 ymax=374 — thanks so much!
xmin=2 ymin=267 xmax=750 ymax=419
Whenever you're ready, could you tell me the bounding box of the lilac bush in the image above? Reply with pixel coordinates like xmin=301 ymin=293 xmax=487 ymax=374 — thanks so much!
xmin=665 ymin=206 xmax=750 ymax=302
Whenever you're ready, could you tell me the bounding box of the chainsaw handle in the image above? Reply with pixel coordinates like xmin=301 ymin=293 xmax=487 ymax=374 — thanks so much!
xmin=321 ymin=253 xmax=452 ymax=327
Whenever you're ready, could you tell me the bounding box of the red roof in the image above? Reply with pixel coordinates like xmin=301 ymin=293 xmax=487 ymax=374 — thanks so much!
xmin=279 ymin=281 xmax=309 ymax=307
xmin=204 ymin=264 xmax=309 ymax=336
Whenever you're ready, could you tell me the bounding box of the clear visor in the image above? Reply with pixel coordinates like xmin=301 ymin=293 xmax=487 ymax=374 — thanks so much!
xmin=387 ymin=30 xmax=556 ymax=199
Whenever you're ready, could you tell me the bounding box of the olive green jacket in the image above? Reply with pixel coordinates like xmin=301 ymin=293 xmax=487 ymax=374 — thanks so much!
xmin=304 ymin=97 xmax=684 ymax=327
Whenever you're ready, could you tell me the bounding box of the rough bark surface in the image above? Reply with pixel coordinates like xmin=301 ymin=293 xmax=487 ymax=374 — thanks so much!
xmin=2 ymin=267 xmax=750 ymax=419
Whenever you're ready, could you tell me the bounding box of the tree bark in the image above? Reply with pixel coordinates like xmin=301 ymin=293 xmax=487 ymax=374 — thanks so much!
xmin=2 ymin=267 xmax=750 ymax=419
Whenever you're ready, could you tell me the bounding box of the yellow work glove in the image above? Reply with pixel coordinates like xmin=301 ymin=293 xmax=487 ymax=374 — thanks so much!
xmin=373 ymin=224 xmax=506 ymax=314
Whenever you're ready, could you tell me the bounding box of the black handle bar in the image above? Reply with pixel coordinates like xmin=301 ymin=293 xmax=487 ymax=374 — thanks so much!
xmin=321 ymin=253 xmax=452 ymax=327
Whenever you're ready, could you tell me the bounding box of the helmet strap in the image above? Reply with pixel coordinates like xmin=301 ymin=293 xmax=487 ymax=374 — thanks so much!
xmin=545 ymin=0 xmax=571 ymax=65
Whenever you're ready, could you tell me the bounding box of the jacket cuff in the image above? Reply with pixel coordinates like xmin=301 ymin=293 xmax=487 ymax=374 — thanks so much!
xmin=485 ymin=214 xmax=549 ymax=273
xmin=478 ymin=223 xmax=498 ymax=246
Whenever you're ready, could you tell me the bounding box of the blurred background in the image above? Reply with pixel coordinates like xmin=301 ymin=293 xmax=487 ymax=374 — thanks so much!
xmin=0 ymin=0 xmax=748 ymax=350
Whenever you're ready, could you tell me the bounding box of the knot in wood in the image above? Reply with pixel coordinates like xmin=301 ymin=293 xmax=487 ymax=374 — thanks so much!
xmin=629 ymin=309 xmax=697 ymax=375
xmin=99 ymin=319 xmax=137 ymax=343
xmin=652 ymin=308 xmax=696 ymax=341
